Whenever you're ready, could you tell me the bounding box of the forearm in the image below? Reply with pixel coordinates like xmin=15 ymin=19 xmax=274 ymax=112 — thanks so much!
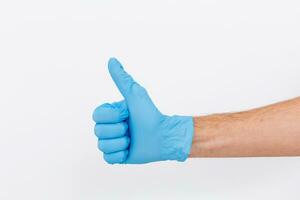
xmin=190 ymin=97 xmax=300 ymax=157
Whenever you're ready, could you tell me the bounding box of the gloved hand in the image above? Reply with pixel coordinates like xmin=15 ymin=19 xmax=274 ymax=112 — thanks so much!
xmin=92 ymin=58 xmax=194 ymax=164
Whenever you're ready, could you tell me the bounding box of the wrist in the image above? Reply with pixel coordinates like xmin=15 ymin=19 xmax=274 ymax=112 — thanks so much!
xmin=161 ymin=115 xmax=194 ymax=161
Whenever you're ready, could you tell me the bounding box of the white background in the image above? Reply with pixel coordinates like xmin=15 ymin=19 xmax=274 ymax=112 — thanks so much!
xmin=0 ymin=0 xmax=300 ymax=199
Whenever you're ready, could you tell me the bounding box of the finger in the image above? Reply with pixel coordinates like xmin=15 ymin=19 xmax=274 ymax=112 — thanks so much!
xmin=94 ymin=122 xmax=128 ymax=139
xmin=108 ymin=57 xmax=140 ymax=98
xmin=103 ymin=150 xmax=128 ymax=164
xmin=92 ymin=100 xmax=128 ymax=123
xmin=108 ymin=57 xmax=159 ymax=110
xmin=98 ymin=136 xmax=130 ymax=154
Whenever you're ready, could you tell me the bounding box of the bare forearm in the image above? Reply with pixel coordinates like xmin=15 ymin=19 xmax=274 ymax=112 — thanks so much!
xmin=190 ymin=97 xmax=300 ymax=157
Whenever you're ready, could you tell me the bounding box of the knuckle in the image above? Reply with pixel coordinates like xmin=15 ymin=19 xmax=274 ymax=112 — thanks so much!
xmin=103 ymin=154 xmax=114 ymax=164
xmin=94 ymin=125 xmax=100 ymax=137
xmin=98 ymin=141 xmax=107 ymax=152
xmin=92 ymin=104 xmax=107 ymax=117
xmin=133 ymin=84 xmax=148 ymax=97
xmin=92 ymin=108 xmax=98 ymax=122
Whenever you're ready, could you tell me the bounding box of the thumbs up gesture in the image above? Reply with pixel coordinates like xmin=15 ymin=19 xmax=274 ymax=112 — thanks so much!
xmin=93 ymin=58 xmax=194 ymax=164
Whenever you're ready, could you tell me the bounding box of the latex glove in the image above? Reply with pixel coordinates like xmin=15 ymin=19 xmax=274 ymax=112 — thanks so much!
xmin=93 ymin=58 xmax=194 ymax=164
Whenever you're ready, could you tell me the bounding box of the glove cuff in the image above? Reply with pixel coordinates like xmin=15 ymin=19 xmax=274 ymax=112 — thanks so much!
xmin=161 ymin=115 xmax=194 ymax=161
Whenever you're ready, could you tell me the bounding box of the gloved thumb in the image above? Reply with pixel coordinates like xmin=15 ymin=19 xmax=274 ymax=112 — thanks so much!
xmin=108 ymin=57 xmax=161 ymax=118
xmin=108 ymin=57 xmax=141 ymax=99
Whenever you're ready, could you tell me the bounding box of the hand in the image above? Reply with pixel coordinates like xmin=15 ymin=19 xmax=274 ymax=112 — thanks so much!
xmin=92 ymin=58 xmax=194 ymax=164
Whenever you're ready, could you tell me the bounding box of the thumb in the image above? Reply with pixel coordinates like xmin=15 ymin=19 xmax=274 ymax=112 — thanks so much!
xmin=108 ymin=57 xmax=161 ymax=116
xmin=108 ymin=57 xmax=140 ymax=99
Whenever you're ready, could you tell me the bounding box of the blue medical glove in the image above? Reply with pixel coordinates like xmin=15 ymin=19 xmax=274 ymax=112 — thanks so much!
xmin=93 ymin=58 xmax=194 ymax=164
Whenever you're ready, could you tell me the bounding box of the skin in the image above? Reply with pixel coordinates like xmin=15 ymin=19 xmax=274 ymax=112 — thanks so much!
xmin=190 ymin=96 xmax=300 ymax=157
